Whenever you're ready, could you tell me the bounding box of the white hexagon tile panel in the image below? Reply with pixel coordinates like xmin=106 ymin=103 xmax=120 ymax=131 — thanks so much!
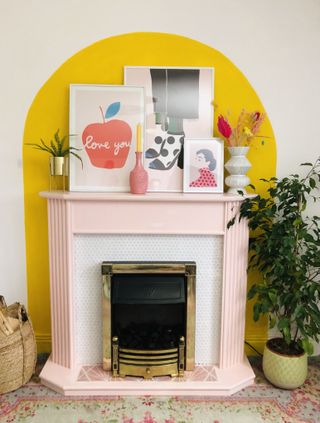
xmin=73 ymin=234 xmax=223 ymax=365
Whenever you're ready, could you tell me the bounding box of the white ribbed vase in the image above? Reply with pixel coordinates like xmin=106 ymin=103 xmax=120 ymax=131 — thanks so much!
xmin=225 ymin=146 xmax=251 ymax=194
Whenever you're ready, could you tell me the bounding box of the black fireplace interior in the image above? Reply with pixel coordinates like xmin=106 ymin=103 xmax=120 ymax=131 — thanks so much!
xmin=111 ymin=273 xmax=187 ymax=350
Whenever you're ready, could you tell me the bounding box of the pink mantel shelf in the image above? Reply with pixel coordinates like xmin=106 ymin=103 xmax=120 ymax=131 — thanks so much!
xmin=39 ymin=191 xmax=255 ymax=396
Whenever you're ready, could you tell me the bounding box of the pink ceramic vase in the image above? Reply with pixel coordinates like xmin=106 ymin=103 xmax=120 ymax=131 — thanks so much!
xmin=130 ymin=152 xmax=148 ymax=194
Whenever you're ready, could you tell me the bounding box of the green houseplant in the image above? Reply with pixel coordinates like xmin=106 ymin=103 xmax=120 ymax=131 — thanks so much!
xmin=27 ymin=129 xmax=83 ymax=172
xmin=229 ymin=158 xmax=320 ymax=388
xmin=27 ymin=129 xmax=82 ymax=190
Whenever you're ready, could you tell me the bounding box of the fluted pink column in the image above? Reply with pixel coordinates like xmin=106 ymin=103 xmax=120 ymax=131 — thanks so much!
xmin=47 ymin=198 xmax=74 ymax=368
xmin=219 ymin=201 xmax=249 ymax=369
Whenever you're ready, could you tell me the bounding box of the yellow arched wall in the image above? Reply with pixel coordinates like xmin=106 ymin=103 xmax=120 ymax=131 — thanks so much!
xmin=23 ymin=32 xmax=275 ymax=353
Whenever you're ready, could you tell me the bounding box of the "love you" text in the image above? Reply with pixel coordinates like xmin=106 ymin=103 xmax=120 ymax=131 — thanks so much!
xmin=84 ymin=136 xmax=131 ymax=156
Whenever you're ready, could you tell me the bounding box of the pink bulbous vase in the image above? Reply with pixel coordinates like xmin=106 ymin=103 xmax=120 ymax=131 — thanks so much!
xmin=129 ymin=152 xmax=148 ymax=194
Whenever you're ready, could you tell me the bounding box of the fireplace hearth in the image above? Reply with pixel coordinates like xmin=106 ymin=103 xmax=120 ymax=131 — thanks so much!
xmin=102 ymin=262 xmax=196 ymax=378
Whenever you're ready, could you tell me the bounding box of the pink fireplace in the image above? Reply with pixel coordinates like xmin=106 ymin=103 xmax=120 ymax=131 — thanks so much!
xmin=39 ymin=191 xmax=255 ymax=395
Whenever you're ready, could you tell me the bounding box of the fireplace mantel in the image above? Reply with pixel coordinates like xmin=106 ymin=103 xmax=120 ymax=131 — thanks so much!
xmin=39 ymin=191 xmax=255 ymax=395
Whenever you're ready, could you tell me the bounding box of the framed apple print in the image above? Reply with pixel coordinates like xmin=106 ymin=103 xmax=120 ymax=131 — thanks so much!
xmin=183 ymin=138 xmax=224 ymax=193
xmin=69 ymin=84 xmax=144 ymax=192
xmin=125 ymin=67 xmax=214 ymax=192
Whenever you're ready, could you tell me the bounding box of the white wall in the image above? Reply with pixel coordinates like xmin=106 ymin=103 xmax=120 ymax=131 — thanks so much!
xmin=0 ymin=0 xmax=319 ymax=344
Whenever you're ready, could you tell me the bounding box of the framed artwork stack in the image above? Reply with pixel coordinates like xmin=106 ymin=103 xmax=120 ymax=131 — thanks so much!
xmin=68 ymin=66 xmax=224 ymax=193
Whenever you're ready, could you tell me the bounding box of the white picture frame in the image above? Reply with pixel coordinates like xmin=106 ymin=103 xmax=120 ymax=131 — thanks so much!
xmin=69 ymin=84 xmax=145 ymax=192
xmin=183 ymin=138 xmax=224 ymax=193
xmin=125 ymin=66 xmax=214 ymax=192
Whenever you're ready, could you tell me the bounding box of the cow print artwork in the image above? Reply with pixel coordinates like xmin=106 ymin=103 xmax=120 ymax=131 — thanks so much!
xmin=124 ymin=66 xmax=214 ymax=191
xmin=146 ymin=69 xmax=200 ymax=171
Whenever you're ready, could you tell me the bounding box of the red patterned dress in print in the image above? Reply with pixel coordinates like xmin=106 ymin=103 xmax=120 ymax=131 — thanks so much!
xmin=189 ymin=167 xmax=217 ymax=187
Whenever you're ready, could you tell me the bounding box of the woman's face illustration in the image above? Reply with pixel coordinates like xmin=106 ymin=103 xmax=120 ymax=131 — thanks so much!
xmin=195 ymin=152 xmax=209 ymax=168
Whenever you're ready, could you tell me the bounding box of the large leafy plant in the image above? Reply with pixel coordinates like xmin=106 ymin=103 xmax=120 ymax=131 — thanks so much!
xmin=27 ymin=129 xmax=83 ymax=167
xmin=229 ymin=159 xmax=320 ymax=355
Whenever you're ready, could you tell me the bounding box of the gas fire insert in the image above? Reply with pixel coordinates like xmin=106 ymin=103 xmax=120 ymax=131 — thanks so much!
xmin=102 ymin=262 xmax=196 ymax=379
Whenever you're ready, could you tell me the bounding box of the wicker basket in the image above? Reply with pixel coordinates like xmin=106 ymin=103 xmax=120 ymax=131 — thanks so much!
xmin=0 ymin=296 xmax=37 ymax=394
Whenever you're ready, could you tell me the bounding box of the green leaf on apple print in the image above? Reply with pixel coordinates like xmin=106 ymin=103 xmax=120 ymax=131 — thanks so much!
xmin=105 ymin=102 xmax=120 ymax=119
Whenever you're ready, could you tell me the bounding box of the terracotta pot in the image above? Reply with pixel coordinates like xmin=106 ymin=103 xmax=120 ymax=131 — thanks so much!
xmin=262 ymin=339 xmax=308 ymax=389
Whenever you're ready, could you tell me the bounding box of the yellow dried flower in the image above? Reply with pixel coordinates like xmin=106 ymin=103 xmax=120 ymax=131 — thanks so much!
xmin=243 ymin=126 xmax=253 ymax=137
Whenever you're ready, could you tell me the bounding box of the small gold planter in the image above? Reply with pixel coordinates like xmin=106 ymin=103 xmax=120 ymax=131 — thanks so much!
xmin=49 ymin=157 xmax=68 ymax=191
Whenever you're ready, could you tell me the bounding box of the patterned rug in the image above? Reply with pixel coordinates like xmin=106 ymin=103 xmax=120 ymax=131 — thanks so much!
xmin=0 ymin=357 xmax=319 ymax=423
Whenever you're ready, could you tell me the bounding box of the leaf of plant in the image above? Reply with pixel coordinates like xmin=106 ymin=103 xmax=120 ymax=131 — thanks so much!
xmin=269 ymin=315 xmax=276 ymax=329
xmin=70 ymin=151 xmax=83 ymax=169
xmin=227 ymin=217 xmax=235 ymax=229
xmin=105 ymin=102 xmax=120 ymax=119
xmin=268 ymin=291 xmax=277 ymax=305
xmin=247 ymin=285 xmax=257 ymax=300
xmin=50 ymin=140 xmax=58 ymax=155
xmin=278 ymin=318 xmax=290 ymax=330
xmin=253 ymin=303 xmax=261 ymax=321
xmin=68 ymin=146 xmax=82 ymax=151
xmin=309 ymin=178 xmax=316 ymax=189
xmin=301 ymin=338 xmax=313 ymax=355
xmin=40 ymin=138 xmax=55 ymax=155
xmin=27 ymin=142 xmax=54 ymax=155
xmin=27 ymin=144 xmax=51 ymax=153
xmin=282 ymin=326 xmax=291 ymax=344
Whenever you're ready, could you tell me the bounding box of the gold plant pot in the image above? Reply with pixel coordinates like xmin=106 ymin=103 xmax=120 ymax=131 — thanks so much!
xmin=49 ymin=156 xmax=68 ymax=176
xmin=262 ymin=339 xmax=308 ymax=389
xmin=49 ymin=157 xmax=68 ymax=191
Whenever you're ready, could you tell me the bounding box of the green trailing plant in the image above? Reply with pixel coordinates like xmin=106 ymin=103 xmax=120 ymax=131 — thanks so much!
xmin=27 ymin=129 xmax=83 ymax=167
xmin=228 ymin=158 xmax=320 ymax=355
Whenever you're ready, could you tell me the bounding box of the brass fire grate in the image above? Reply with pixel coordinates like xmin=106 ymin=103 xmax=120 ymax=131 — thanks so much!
xmin=102 ymin=262 xmax=196 ymax=376
xmin=112 ymin=336 xmax=185 ymax=379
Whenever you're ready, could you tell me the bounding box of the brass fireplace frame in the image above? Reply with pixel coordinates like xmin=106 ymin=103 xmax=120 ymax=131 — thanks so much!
xmin=102 ymin=262 xmax=196 ymax=375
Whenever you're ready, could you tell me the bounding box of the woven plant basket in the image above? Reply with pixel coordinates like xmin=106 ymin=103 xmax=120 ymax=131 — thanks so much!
xmin=0 ymin=296 xmax=37 ymax=394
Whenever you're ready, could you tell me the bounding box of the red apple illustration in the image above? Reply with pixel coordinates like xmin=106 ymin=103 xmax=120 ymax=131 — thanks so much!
xmin=82 ymin=103 xmax=132 ymax=169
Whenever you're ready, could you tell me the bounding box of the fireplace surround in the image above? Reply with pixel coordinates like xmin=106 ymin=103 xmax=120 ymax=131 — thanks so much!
xmin=39 ymin=191 xmax=255 ymax=395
